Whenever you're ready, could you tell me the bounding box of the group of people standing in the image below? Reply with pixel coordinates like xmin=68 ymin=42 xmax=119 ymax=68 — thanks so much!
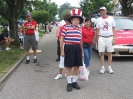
xmin=55 ymin=6 xmax=116 ymax=92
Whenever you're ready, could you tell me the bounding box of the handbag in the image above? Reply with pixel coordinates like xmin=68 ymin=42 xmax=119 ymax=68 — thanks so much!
xmin=83 ymin=42 xmax=90 ymax=48
xmin=78 ymin=62 xmax=88 ymax=81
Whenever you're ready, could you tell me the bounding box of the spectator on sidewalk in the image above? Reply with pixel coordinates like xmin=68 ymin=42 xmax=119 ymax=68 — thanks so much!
xmin=55 ymin=20 xmax=66 ymax=61
xmin=0 ymin=28 xmax=14 ymax=51
xmin=82 ymin=17 xmax=95 ymax=75
xmin=18 ymin=26 xmax=24 ymax=49
xmin=54 ymin=14 xmax=70 ymax=80
xmin=60 ymin=9 xmax=84 ymax=92
xmin=96 ymin=7 xmax=116 ymax=74
xmin=24 ymin=13 xmax=38 ymax=64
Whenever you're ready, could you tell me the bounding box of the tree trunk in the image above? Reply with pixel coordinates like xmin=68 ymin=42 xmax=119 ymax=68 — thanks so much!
xmin=9 ymin=17 xmax=19 ymax=45
xmin=121 ymin=0 xmax=132 ymax=16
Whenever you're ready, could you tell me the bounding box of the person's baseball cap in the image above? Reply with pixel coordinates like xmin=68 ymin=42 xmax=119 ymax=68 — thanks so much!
xmin=26 ymin=13 xmax=31 ymax=17
xmin=99 ymin=6 xmax=107 ymax=11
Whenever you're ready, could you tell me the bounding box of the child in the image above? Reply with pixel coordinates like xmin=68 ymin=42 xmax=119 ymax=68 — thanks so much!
xmin=54 ymin=14 xmax=70 ymax=79
xmin=18 ymin=26 xmax=24 ymax=49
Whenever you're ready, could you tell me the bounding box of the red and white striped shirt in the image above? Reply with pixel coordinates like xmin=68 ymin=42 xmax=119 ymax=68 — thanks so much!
xmin=62 ymin=24 xmax=82 ymax=44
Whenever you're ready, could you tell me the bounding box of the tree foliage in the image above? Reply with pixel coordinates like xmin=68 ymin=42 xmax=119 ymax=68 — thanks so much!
xmin=80 ymin=0 xmax=113 ymax=17
xmin=31 ymin=10 xmax=49 ymax=24
xmin=58 ymin=2 xmax=79 ymax=20
xmin=60 ymin=9 xmax=71 ymax=20
xmin=0 ymin=0 xmax=26 ymax=44
xmin=119 ymin=0 xmax=133 ymax=16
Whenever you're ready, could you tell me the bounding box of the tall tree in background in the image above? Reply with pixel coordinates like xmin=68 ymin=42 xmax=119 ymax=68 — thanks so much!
xmin=32 ymin=0 xmax=58 ymax=22
xmin=0 ymin=0 xmax=26 ymax=44
xmin=80 ymin=0 xmax=113 ymax=17
xmin=119 ymin=0 xmax=133 ymax=16
xmin=0 ymin=0 xmax=58 ymax=44
xmin=58 ymin=2 xmax=78 ymax=20
xmin=60 ymin=9 xmax=71 ymax=20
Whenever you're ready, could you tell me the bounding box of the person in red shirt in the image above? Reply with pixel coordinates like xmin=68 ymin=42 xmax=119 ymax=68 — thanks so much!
xmin=24 ymin=13 xmax=38 ymax=64
xmin=82 ymin=17 xmax=95 ymax=75
xmin=54 ymin=14 xmax=70 ymax=80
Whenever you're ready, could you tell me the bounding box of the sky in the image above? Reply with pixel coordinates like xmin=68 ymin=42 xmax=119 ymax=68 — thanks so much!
xmin=51 ymin=0 xmax=81 ymax=7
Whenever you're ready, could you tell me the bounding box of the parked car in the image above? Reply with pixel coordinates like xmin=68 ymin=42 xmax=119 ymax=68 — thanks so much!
xmin=92 ymin=16 xmax=133 ymax=57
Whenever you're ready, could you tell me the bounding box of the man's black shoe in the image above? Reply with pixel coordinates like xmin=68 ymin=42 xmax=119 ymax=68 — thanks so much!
xmin=72 ymin=82 xmax=80 ymax=89
xmin=55 ymin=57 xmax=60 ymax=62
xmin=25 ymin=60 xmax=30 ymax=64
xmin=67 ymin=83 xmax=72 ymax=92
xmin=34 ymin=59 xmax=37 ymax=63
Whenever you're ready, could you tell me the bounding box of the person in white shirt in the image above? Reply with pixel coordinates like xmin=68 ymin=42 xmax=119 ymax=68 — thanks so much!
xmin=55 ymin=20 xmax=66 ymax=61
xmin=96 ymin=6 xmax=116 ymax=74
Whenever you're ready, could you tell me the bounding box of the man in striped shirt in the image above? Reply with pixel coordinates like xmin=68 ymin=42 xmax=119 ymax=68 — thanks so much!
xmin=60 ymin=9 xmax=84 ymax=92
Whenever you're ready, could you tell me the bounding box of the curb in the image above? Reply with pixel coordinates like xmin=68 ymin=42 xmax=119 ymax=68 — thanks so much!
xmin=0 ymin=54 xmax=26 ymax=85
xmin=0 ymin=34 xmax=45 ymax=85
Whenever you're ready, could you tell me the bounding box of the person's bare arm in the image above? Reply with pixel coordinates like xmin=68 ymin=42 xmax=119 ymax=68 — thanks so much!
xmin=112 ymin=27 xmax=116 ymax=45
xmin=96 ymin=28 xmax=100 ymax=43
xmin=56 ymin=27 xmax=60 ymax=38
xmin=60 ymin=36 xmax=65 ymax=57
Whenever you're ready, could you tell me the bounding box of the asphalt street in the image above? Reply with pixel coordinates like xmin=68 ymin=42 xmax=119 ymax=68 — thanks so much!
xmin=0 ymin=26 xmax=133 ymax=99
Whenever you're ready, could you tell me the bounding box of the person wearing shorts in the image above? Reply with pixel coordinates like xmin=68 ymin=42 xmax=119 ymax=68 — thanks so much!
xmin=24 ymin=13 xmax=38 ymax=64
xmin=60 ymin=9 xmax=84 ymax=92
xmin=54 ymin=14 xmax=70 ymax=80
xmin=96 ymin=7 xmax=116 ymax=74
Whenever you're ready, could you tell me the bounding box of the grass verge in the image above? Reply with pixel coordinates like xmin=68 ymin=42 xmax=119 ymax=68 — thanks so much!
xmin=0 ymin=46 xmax=25 ymax=78
xmin=0 ymin=29 xmax=45 ymax=78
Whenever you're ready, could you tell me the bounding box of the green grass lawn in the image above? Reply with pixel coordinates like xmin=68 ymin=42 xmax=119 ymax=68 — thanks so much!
xmin=39 ymin=29 xmax=45 ymax=37
xmin=0 ymin=46 xmax=25 ymax=77
xmin=0 ymin=27 xmax=4 ymax=33
xmin=0 ymin=29 xmax=45 ymax=78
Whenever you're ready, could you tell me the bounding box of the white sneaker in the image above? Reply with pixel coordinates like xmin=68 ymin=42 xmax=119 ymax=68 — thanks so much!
xmin=20 ymin=47 xmax=24 ymax=49
xmin=86 ymin=69 xmax=90 ymax=75
xmin=5 ymin=47 xmax=9 ymax=51
xmin=99 ymin=67 xmax=105 ymax=74
xmin=7 ymin=47 xmax=11 ymax=49
xmin=107 ymin=66 xmax=114 ymax=74
xmin=54 ymin=74 xmax=62 ymax=79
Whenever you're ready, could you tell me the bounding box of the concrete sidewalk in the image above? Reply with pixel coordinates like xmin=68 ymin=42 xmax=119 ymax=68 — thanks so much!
xmin=0 ymin=26 xmax=133 ymax=99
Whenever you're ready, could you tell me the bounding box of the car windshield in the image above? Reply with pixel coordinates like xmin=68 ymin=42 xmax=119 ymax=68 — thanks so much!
xmin=115 ymin=18 xmax=133 ymax=30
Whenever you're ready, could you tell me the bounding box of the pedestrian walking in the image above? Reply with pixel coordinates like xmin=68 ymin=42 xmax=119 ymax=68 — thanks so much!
xmin=60 ymin=9 xmax=84 ymax=92
xmin=54 ymin=14 xmax=70 ymax=80
xmin=82 ymin=17 xmax=95 ymax=75
xmin=24 ymin=13 xmax=38 ymax=64
xmin=96 ymin=7 xmax=116 ymax=74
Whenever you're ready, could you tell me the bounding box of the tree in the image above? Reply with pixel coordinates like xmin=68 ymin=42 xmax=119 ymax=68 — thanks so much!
xmin=0 ymin=0 xmax=26 ymax=44
xmin=60 ymin=9 xmax=71 ymax=20
xmin=119 ymin=0 xmax=133 ymax=16
xmin=80 ymin=0 xmax=113 ymax=17
xmin=58 ymin=3 xmax=72 ymax=19
xmin=32 ymin=0 xmax=58 ymax=22
xmin=48 ymin=2 xmax=58 ymax=22
xmin=31 ymin=10 xmax=49 ymax=24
